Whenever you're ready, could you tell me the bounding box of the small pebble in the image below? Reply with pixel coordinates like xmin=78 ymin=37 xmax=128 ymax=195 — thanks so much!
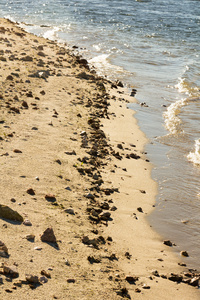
xmin=40 ymin=276 xmax=48 ymax=283
xmin=65 ymin=259 xmax=71 ymax=266
xmin=34 ymin=246 xmax=42 ymax=251
xmin=23 ymin=219 xmax=32 ymax=226
xmin=25 ymin=234 xmax=35 ymax=241
xmin=27 ymin=188 xmax=35 ymax=196
xmin=67 ymin=278 xmax=75 ymax=283
xmin=65 ymin=208 xmax=75 ymax=215
xmin=180 ymin=250 xmax=189 ymax=257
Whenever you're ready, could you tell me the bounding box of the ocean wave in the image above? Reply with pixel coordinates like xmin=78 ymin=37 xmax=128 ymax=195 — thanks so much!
xmin=4 ymin=15 xmax=16 ymax=23
xmin=43 ymin=26 xmax=60 ymax=40
xmin=163 ymin=97 xmax=187 ymax=135
xmin=164 ymin=73 xmax=200 ymax=135
xmin=88 ymin=54 xmax=126 ymax=79
xmin=175 ymin=76 xmax=199 ymax=96
xmin=187 ymin=139 xmax=200 ymax=165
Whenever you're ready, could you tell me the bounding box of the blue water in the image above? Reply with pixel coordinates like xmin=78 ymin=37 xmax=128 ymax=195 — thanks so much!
xmin=1 ymin=0 xmax=200 ymax=269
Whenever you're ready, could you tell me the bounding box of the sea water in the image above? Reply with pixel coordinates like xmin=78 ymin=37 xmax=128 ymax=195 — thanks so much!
xmin=0 ymin=0 xmax=200 ymax=269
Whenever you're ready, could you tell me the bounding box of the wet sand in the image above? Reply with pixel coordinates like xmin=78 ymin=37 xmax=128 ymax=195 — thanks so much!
xmin=0 ymin=18 xmax=199 ymax=299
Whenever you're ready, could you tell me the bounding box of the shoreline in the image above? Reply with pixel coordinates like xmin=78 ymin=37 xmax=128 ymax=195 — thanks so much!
xmin=0 ymin=18 xmax=199 ymax=299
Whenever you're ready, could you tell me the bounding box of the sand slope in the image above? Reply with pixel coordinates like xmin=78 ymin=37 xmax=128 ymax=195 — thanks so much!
xmin=0 ymin=18 xmax=199 ymax=299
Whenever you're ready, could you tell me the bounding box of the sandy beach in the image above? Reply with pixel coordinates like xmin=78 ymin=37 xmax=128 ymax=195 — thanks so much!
xmin=0 ymin=18 xmax=199 ymax=299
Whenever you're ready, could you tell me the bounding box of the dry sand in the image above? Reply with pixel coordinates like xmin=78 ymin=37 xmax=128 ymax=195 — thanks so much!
xmin=0 ymin=18 xmax=199 ymax=299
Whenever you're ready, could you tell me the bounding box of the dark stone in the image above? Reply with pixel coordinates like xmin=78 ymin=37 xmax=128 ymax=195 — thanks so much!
xmin=65 ymin=150 xmax=76 ymax=155
xmin=0 ymin=205 xmax=23 ymax=222
xmin=21 ymin=56 xmax=33 ymax=62
xmin=55 ymin=159 xmax=62 ymax=165
xmin=3 ymin=264 xmax=19 ymax=278
xmin=163 ymin=240 xmax=173 ymax=247
xmin=117 ymin=143 xmax=123 ymax=149
xmin=27 ymin=188 xmax=35 ymax=196
xmin=26 ymin=91 xmax=33 ymax=97
xmin=137 ymin=207 xmax=143 ymax=213
xmin=10 ymin=107 xmax=20 ymax=114
xmin=99 ymin=211 xmax=111 ymax=221
xmin=181 ymin=250 xmax=189 ymax=257
xmin=40 ymin=227 xmax=56 ymax=243
xmin=125 ymin=276 xmax=139 ymax=284
xmin=130 ymin=153 xmax=140 ymax=159
xmin=26 ymin=274 xmax=39 ymax=283
xmin=168 ymin=273 xmax=183 ymax=283
xmin=45 ymin=194 xmax=56 ymax=202
xmin=13 ymin=149 xmax=22 ymax=153
xmin=130 ymin=89 xmax=137 ymax=97
xmin=116 ymin=287 xmax=131 ymax=299
xmin=189 ymin=277 xmax=199 ymax=287
xmin=6 ymin=75 xmax=13 ymax=81
xmin=67 ymin=278 xmax=75 ymax=283
xmin=116 ymin=80 xmax=124 ymax=88
xmin=152 ymin=270 xmax=160 ymax=277
xmin=0 ymin=240 xmax=8 ymax=258
xmin=41 ymin=270 xmax=51 ymax=278
xmin=37 ymin=51 xmax=46 ymax=57
xmin=87 ymin=255 xmax=101 ymax=264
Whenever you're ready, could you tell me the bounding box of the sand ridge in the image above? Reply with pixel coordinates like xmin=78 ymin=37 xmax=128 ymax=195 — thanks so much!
xmin=0 ymin=18 xmax=199 ymax=299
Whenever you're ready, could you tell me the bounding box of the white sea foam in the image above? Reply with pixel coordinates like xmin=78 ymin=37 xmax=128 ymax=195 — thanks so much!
xmin=4 ymin=15 xmax=16 ymax=23
xmin=164 ymin=73 xmax=200 ymax=134
xmin=175 ymin=77 xmax=190 ymax=94
xmin=43 ymin=26 xmax=60 ymax=40
xmin=93 ymin=44 xmax=102 ymax=52
xmin=88 ymin=54 xmax=125 ymax=78
xmin=187 ymin=139 xmax=200 ymax=165
xmin=163 ymin=97 xmax=187 ymax=134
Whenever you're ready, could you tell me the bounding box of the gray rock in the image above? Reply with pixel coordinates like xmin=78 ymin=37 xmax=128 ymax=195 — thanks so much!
xmin=65 ymin=208 xmax=75 ymax=215
xmin=39 ymin=276 xmax=48 ymax=283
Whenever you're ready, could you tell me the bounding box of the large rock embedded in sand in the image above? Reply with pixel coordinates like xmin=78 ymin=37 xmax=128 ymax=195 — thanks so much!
xmin=1 ymin=263 xmax=19 ymax=278
xmin=40 ymin=227 xmax=57 ymax=243
xmin=0 ymin=204 xmax=23 ymax=222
